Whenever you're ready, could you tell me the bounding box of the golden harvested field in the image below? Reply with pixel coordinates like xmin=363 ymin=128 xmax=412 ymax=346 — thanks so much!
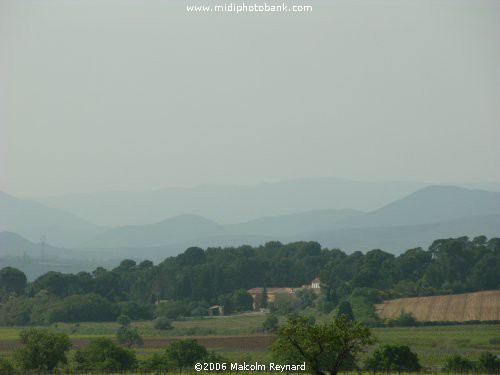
xmin=375 ymin=290 xmax=500 ymax=321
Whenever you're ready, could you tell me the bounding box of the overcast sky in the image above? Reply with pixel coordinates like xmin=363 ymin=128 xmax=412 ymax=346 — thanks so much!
xmin=1 ymin=0 xmax=499 ymax=197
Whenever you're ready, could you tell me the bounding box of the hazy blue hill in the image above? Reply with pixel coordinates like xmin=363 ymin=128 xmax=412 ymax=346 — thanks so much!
xmin=0 ymin=231 xmax=41 ymax=256
xmin=36 ymin=177 xmax=425 ymax=226
xmin=79 ymin=186 xmax=500 ymax=250
xmin=337 ymin=185 xmax=500 ymax=228
xmin=82 ymin=214 xmax=224 ymax=248
xmin=294 ymin=214 xmax=500 ymax=254
xmin=227 ymin=208 xmax=363 ymax=237
xmin=81 ymin=209 xmax=363 ymax=248
xmin=0 ymin=191 xmax=104 ymax=247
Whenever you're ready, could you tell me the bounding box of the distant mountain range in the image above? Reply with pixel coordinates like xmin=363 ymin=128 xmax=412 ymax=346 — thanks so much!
xmin=35 ymin=177 xmax=427 ymax=226
xmin=79 ymin=185 xmax=500 ymax=251
xmin=1 ymin=181 xmax=499 ymax=259
xmin=0 ymin=191 xmax=104 ymax=247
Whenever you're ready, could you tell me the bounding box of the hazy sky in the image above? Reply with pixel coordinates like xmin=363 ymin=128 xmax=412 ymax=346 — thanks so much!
xmin=1 ymin=0 xmax=499 ymax=197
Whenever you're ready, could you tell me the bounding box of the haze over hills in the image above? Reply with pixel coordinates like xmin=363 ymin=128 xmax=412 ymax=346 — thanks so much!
xmin=337 ymin=185 xmax=500 ymax=228
xmin=79 ymin=185 xmax=500 ymax=251
xmin=2 ymin=183 xmax=500 ymax=260
xmin=35 ymin=177 xmax=426 ymax=226
xmin=0 ymin=191 xmax=104 ymax=247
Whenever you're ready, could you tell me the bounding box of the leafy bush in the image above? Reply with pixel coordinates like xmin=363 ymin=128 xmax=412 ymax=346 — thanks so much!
xmin=316 ymin=298 xmax=336 ymax=314
xmin=365 ymin=344 xmax=421 ymax=372
xmin=155 ymin=300 xmax=190 ymax=320
xmin=75 ymin=337 xmax=137 ymax=372
xmin=154 ymin=316 xmax=173 ymax=331
xmin=0 ymin=358 xmax=15 ymax=375
xmin=164 ymin=339 xmax=208 ymax=371
xmin=0 ymin=296 xmax=32 ymax=326
xmin=394 ymin=311 xmax=419 ymax=327
xmin=45 ymin=293 xmax=119 ymax=323
xmin=233 ymin=289 xmax=254 ymax=312
xmin=444 ymin=354 xmax=474 ymax=371
xmin=116 ymin=314 xmax=132 ymax=326
xmin=14 ymin=328 xmax=71 ymax=372
xmin=262 ymin=314 xmax=279 ymax=333
xmin=269 ymin=294 xmax=302 ymax=315
xmin=478 ymin=352 xmax=500 ymax=373
xmin=335 ymin=301 xmax=355 ymax=321
xmin=117 ymin=301 xmax=153 ymax=320
xmin=116 ymin=326 xmax=143 ymax=348
xmin=140 ymin=352 xmax=171 ymax=372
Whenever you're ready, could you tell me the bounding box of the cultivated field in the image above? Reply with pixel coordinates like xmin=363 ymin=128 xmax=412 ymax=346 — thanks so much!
xmin=1 ymin=315 xmax=499 ymax=367
xmin=375 ymin=290 xmax=500 ymax=322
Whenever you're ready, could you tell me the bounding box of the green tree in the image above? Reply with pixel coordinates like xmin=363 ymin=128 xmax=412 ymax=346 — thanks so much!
xmin=444 ymin=354 xmax=474 ymax=372
xmin=263 ymin=314 xmax=279 ymax=333
xmin=478 ymin=352 xmax=500 ymax=374
xmin=272 ymin=315 xmax=374 ymax=375
xmin=394 ymin=311 xmax=419 ymax=327
xmin=164 ymin=339 xmax=208 ymax=371
xmin=0 ymin=267 xmax=27 ymax=301
xmin=365 ymin=344 xmax=421 ymax=371
xmin=336 ymin=301 xmax=354 ymax=321
xmin=116 ymin=326 xmax=143 ymax=348
xmin=117 ymin=314 xmax=132 ymax=326
xmin=154 ymin=316 xmax=174 ymax=331
xmin=233 ymin=289 xmax=254 ymax=311
xmin=75 ymin=337 xmax=137 ymax=372
xmin=0 ymin=358 xmax=15 ymax=375
xmin=14 ymin=328 xmax=71 ymax=372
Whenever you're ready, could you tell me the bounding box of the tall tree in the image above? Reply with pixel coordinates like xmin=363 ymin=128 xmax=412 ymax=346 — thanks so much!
xmin=272 ymin=315 xmax=374 ymax=375
xmin=14 ymin=328 xmax=71 ymax=372
xmin=0 ymin=267 xmax=27 ymax=301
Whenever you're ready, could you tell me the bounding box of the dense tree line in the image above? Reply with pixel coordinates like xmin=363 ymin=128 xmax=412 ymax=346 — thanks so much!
xmin=0 ymin=236 xmax=498 ymax=325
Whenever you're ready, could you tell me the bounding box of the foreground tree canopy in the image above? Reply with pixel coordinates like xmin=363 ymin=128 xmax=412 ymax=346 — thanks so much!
xmin=14 ymin=328 xmax=71 ymax=372
xmin=272 ymin=315 xmax=374 ymax=375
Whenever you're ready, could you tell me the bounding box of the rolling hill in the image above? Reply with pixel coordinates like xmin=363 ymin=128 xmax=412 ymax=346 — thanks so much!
xmin=79 ymin=186 xmax=500 ymax=252
xmin=338 ymin=185 xmax=500 ymax=228
xmin=36 ymin=177 xmax=425 ymax=226
xmin=0 ymin=191 xmax=104 ymax=247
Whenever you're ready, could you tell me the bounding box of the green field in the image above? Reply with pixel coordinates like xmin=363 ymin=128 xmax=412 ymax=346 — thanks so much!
xmin=1 ymin=314 xmax=499 ymax=368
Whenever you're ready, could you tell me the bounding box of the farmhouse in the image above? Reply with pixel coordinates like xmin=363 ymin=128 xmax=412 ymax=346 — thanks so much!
xmin=247 ymin=277 xmax=320 ymax=310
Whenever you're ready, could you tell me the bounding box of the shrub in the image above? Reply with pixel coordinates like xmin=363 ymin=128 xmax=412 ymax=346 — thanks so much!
xmin=394 ymin=311 xmax=419 ymax=327
xmin=478 ymin=352 xmax=500 ymax=373
xmin=215 ymin=290 xmax=254 ymax=313
xmin=117 ymin=301 xmax=153 ymax=320
xmin=262 ymin=314 xmax=279 ymax=333
xmin=116 ymin=314 xmax=132 ymax=326
xmin=164 ymin=339 xmax=208 ymax=371
xmin=14 ymin=328 xmax=71 ymax=372
xmin=140 ymin=352 xmax=171 ymax=372
xmin=75 ymin=337 xmax=137 ymax=372
xmin=365 ymin=344 xmax=421 ymax=372
xmin=268 ymin=293 xmax=302 ymax=315
xmin=0 ymin=358 xmax=15 ymax=375
xmin=116 ymin=326 xmax=143 ymax=348
xmin=154 ymin=316 xmax=174 ymax=331
xmin=336 ymin=301 xmax=355 ymax=321
xmin=45 ymin=293 xmax=119 ymax=323
xmin=155 ymin=300 xmax=190 ymax=320
xmin=444 ymin=354 xmax=474 ymax=371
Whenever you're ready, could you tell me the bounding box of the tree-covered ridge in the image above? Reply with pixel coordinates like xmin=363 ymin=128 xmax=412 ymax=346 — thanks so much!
xmin=0 ymin=236 xmax=498 ymax=325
